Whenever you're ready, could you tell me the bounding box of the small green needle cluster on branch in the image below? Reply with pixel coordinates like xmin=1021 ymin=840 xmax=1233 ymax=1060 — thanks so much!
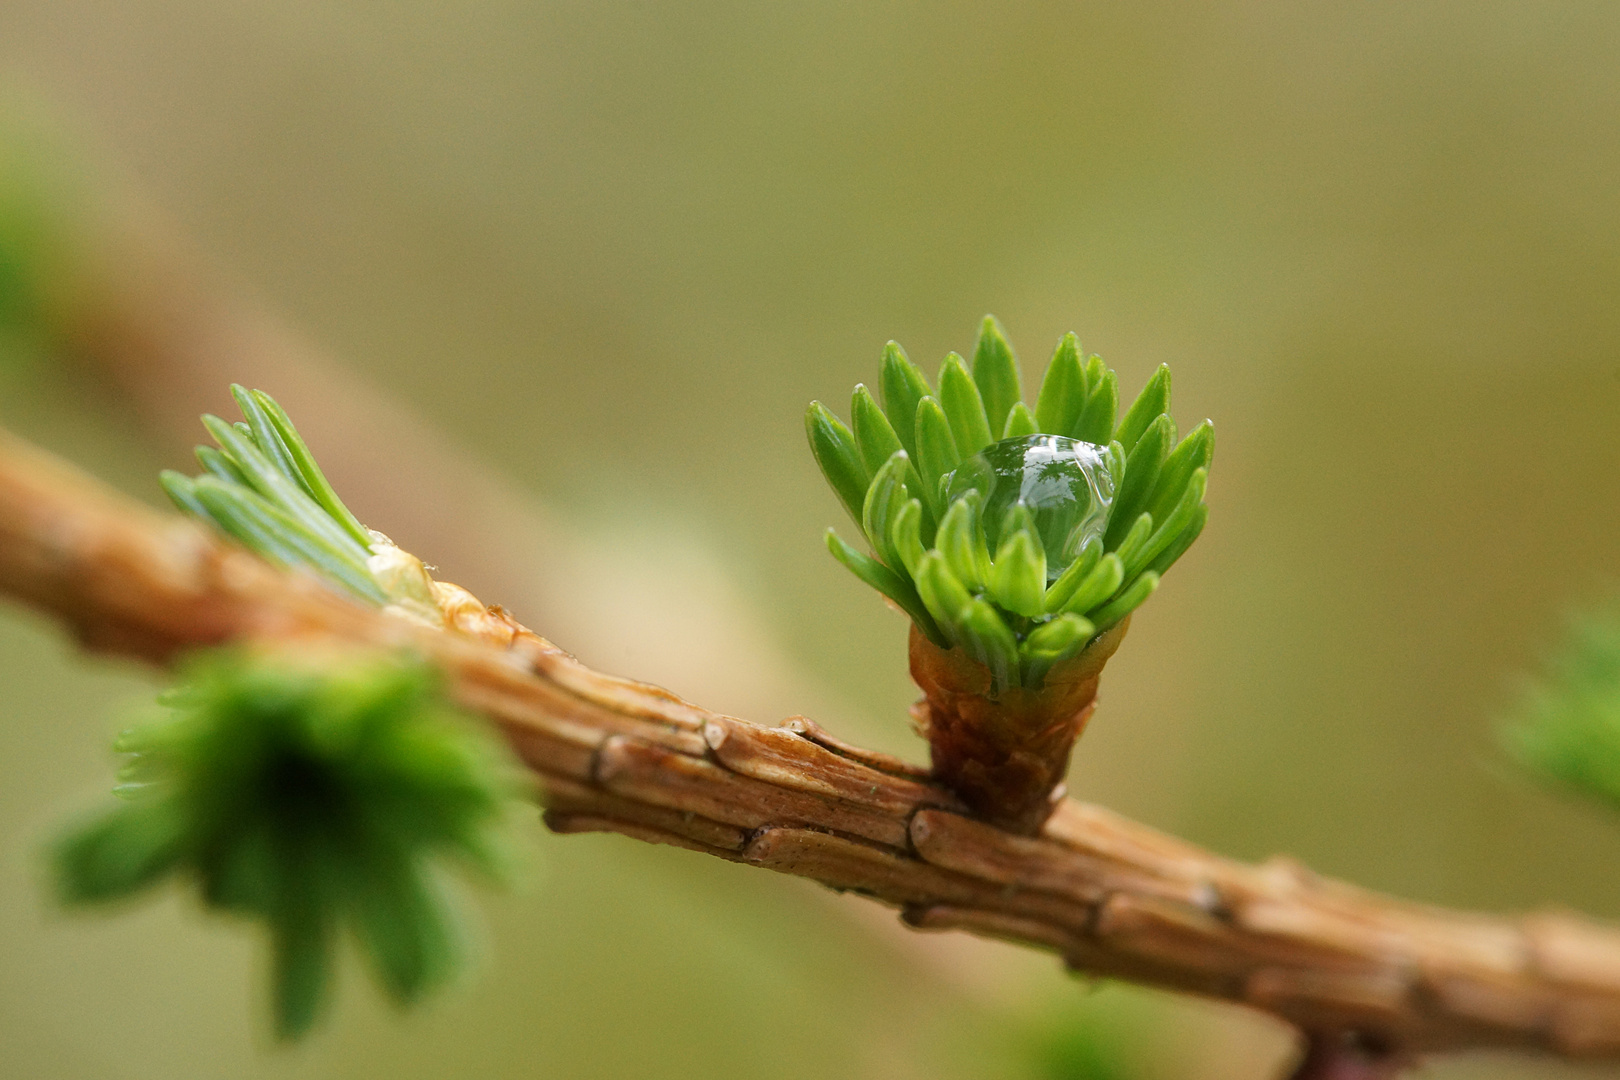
xmin=53 ymin=648 xmax=516 ymax=1038
xmin=158 ymin=384 xmax=442 ymax=624
xmin=159 ymin=385 xmax=382 ymax=603
xmin=806 ymin=316 xmax=1212 ymax=691
xmin=1504 ymin=601 xmax=1620 ymax=815
xmin=53 ymin=391 xmax=521 ymax=1039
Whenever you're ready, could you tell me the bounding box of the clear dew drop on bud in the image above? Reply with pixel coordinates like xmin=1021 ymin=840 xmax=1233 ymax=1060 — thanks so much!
xmin=942 ymin=434 xmax=1115 ymax=583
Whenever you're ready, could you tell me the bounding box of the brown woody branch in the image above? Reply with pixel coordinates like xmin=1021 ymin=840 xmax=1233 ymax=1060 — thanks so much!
xmin=5 ymin=428 xmax=1620 ymax=1063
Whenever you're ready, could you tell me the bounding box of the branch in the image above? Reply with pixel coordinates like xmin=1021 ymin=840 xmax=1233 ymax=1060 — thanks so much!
xmin=6 ymin=428 xmax=1620 ymax=1061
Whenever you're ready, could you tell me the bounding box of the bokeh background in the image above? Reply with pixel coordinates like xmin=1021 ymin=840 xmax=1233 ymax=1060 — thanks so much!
xmin=3 ymin=3 xmax=1620 ymax=1077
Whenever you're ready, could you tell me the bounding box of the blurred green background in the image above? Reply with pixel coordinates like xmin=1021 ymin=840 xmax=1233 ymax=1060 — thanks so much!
xmin=4 ymin=2 xmax=1620 ymax=1077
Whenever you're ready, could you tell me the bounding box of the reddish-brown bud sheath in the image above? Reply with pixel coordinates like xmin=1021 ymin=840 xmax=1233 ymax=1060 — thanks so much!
xmin=909 ymin=618 xmax=1130 ymax=834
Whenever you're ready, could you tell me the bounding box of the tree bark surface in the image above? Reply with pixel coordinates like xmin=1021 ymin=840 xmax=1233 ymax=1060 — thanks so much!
xmin=5 ymin=428 xmax=1620 ymax=1060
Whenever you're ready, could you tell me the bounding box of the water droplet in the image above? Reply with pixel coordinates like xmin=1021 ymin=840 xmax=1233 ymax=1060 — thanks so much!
xmin=942 ymin=435 xmax=1115 ymax=581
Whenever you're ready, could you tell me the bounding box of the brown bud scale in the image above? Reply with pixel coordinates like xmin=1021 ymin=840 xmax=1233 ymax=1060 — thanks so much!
xmin=909 ymin=618 xmax=1130 ymax=834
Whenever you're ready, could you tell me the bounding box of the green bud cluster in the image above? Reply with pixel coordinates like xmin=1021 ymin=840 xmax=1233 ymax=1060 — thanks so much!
xmin=52 ymin=648 xmax=517 ymax=1039
xmin=806 ymin=316 xmax=1212 ymax=691
xmin=158 ymin=385 xmax=396 ymax=606
xmin=1503 ymin=602 xmax=1620 ymax=814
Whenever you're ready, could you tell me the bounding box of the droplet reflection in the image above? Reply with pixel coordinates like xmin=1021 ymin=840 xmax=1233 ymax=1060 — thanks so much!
xmin=942 ymin=435 xmax=1115 ymax=582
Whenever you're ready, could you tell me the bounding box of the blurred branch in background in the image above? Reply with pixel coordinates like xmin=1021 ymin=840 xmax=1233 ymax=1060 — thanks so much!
xmin=0 ymin=91 xmax=838 ymax=738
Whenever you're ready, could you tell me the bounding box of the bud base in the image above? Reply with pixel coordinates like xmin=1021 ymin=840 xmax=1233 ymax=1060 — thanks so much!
xmin=909 ymin=619 xmax=1129 ymax=834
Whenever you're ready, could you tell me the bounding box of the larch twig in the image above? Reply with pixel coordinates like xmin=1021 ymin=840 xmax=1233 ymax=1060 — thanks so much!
xmin=4 ymin=427 xmax=1620 ymax=1061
